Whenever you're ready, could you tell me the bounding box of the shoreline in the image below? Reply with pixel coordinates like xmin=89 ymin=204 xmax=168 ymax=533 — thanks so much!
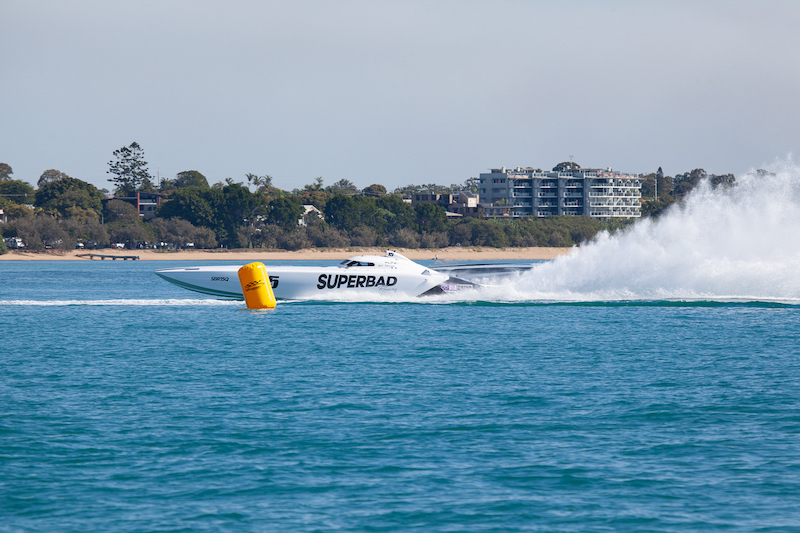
xmin=0 ymin=246 xmax=574 ymax=262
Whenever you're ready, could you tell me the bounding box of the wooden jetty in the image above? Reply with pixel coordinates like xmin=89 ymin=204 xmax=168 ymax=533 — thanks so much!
xmin=76 ymin=253 xmax=140 ymax=261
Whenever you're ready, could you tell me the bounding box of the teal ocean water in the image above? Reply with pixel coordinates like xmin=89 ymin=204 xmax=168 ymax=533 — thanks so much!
xmin=2 ymin=257 xmax=800 ymax=532
xmin=5 ymin=166 xmax=800 ymax=531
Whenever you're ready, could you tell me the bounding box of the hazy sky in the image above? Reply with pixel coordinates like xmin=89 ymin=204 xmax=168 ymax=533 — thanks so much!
xmin=2 ymin=0 xmax=799 ymax=192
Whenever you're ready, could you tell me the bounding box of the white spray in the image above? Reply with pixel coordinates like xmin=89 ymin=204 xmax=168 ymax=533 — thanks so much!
xmin=482 ymin=161 xmax=800 ymax=302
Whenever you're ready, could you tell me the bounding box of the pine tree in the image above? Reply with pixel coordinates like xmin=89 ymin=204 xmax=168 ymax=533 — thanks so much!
xmin=107 ymin=142 xmax=153 ymax=196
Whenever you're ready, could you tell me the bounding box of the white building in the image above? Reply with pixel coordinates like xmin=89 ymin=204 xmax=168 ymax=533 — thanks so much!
xmin=479 ymin=166 xmax=641 ymax=219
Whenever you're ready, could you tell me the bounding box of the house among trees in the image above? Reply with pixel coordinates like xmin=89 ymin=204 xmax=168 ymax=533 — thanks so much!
xmin=411 ymin=192 xmax=481 ymax=218
xmin=109 ymin=192 xmax=163 ymax=219
xmin=299 ymin=205 xmax=324 ymax=226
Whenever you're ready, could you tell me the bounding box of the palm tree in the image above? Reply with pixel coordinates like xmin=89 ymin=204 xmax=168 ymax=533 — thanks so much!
xmin=246 ymin=173 xmax=273 ymax=193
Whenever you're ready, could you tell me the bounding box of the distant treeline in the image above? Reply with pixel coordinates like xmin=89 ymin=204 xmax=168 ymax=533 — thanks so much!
xmin=0 ymin=146 xmax=735 ymax=253
xmin=638 ymin=167 xmax=736 ymax=217
xmin=0 ymin=180 xmax=631 ymax=251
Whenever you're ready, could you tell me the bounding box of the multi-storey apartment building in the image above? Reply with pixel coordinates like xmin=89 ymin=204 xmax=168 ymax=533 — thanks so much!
xmin=478 ymin=166 xmax=642 ymax=219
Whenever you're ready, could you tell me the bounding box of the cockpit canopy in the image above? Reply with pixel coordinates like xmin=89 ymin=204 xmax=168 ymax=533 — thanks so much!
xmin=339 ymin=260 xmax=376 ymax=267
xmin=339 ymin=251 xmax=413 ymax=269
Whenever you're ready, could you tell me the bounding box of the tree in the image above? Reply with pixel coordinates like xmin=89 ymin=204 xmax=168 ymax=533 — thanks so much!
xmin=156 ymin=187 xmax=217 ymax=232
xmin=420 ymin=183 xmax=448 ymax=194
xmin=35 ymin=177 xmax=103 ymax=219
xmin=640 ymin=170 xmax=673 ymax=201
xmin=174 ymin=170 xmax=209 ymax=189
xmin=103 ymin=199 xmax=140 ymax=223
xmin=710 ymin=173 xmax=735 ymax=188
xmin=324 ymin=195 xmax=384 ymax=233
xmin=0 ymin=180 xmax=35 ymax=204
xmin=107 ymin=142 xmax=153 ymax=196
xmin=306 ymin=225 xmax=349 ymax=247
xmin=462 ymin=177 xmax=480 ymax=194
xmin=0 ymin=163 xmax=13 ymax=181
xmin=246 ymin=173 xmax=273 ymax=193
xmin=553 ymin=161 xmax=581 ymax=172
xmin=328 ymin=179 xmax=359 ymax=195
xmin=389 ymin=228 xmax=419 ymax=248
xmin=105 ymin=221 xmax=152 ymax=248
xmin=414 ymin=202 xmax=448 ymax=234
xmin=304 ymin=177 xmax=324 ymax=192
xmin=296 ymin=189 xmax=332 ymax=211
xmin=157 ymin=183 xmax=265 ymax=247
xmin=38 ymin=169 xmax=70 ymax=187
xmin=266 ymin=196 xmax=303 ymax=228
xmin=217 ymin=183 xmax=265 ymax=241
xmin=362 ymin=184 xmax=387 ymax=197
xmin=1 ymin=203 xmax=34 ymax=220
xmin=376 ymin=194 xmax=416 ymax=233
xmin=349 ymin=225 xmax=378 ymax=246
xmin=150 ymin=217 xmax=217 ymax=249
xmin=13 ymin=215 xmax=70 ymax=251
xmin=392 ymin=184 xmax=422 ymax=197
xmin=62 ymin=218 xmax=109 ymax=247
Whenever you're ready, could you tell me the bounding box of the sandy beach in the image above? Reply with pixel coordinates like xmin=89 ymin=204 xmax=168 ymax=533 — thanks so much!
xmin=0 ymin=246 xmax=574 ymax=262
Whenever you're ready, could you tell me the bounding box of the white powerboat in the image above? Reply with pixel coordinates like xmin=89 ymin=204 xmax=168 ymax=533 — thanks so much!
xmin=155 ymin=250 xmax=479 ymax=300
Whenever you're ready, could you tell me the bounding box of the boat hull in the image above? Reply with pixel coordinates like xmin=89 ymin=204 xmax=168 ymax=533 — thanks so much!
xmin=155 ymin=264 xmax=471 ymax=300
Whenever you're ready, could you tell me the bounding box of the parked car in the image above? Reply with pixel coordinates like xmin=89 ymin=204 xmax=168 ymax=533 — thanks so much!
xmin=4 ymin=237 xmax=25 ymax=249
xmin=111 ymin=243 xmax=125 ymax=249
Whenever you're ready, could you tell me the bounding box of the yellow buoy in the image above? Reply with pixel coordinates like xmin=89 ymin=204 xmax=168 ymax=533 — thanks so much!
xmin=237 ymin=262 xmax=277 ymax=309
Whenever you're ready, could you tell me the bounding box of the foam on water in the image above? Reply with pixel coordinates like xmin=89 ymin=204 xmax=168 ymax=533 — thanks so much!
xmin=470 ymin=161 xmax=800 ymax=302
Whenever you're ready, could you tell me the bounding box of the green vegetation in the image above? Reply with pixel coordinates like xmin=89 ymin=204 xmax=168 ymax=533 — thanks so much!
xmin=107 ymin=142 xmax=155 ymax=196
xmin=0 ymin=149 xmax=736 ymax=252
xmin=639 ymin=167 xmax=735 ymax=217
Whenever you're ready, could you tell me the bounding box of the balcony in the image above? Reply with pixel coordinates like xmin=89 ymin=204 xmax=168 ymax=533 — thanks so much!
xmin=538 ymin=192 xmax=557 ymax=198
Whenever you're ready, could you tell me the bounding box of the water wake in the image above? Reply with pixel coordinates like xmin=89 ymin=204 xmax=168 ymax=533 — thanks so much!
xmin=473 ymin=161 xmax=800 ymax=302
